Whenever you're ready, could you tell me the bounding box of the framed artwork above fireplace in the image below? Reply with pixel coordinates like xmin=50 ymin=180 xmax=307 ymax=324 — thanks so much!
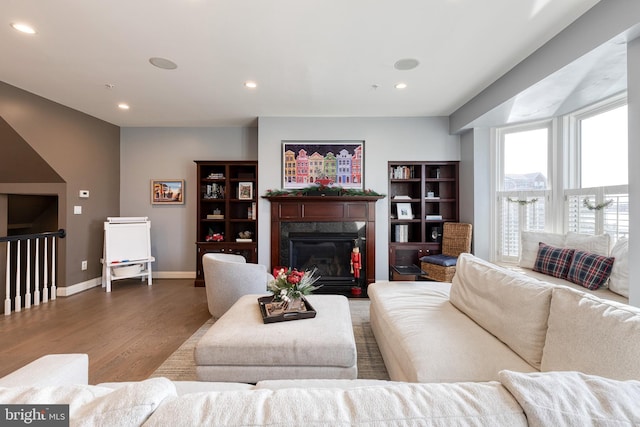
xmin=282 ymin=141 xmax=364 ymax=190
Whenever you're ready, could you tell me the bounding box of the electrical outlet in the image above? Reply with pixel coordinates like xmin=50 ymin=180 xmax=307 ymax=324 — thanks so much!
xmin=81 ymin=260 xmax=88 ymax=271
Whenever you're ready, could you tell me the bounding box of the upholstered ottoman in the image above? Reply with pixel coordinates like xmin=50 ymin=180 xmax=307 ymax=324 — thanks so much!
xmin=194 ymin=294 xmax=357 ymax=383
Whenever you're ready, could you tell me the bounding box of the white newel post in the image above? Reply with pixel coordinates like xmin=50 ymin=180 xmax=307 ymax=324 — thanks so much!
xmin=34 ymin=238 xmax=40 ymax=306
xmin=14 ymin=240 xmax=21 ymax=312
xmin=43 ymin=237 xmax=48 ymax=303
xmin=51 ymin=236 xmax=56 ymax=300
xmin=4 ymin=241 xmax=11 ymax=315
xmin=25 ymin=239 xmax=31 ymax=309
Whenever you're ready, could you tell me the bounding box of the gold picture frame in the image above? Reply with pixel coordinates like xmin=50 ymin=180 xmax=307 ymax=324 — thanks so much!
xmin=151 ymin=179 xmax=185 ymax=205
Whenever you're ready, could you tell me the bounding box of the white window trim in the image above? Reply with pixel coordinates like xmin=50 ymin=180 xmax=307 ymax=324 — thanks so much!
xmin=492 ymin=119 xmax=554 ymax=262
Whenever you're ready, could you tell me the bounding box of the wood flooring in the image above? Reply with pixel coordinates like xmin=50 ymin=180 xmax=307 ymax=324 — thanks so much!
xmin=0 ymin=279 xmax=210 ymax=384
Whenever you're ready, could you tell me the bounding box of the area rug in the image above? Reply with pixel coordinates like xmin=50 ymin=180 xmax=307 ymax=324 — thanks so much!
xmin=150 ymin=299 xmax=390 ymax=381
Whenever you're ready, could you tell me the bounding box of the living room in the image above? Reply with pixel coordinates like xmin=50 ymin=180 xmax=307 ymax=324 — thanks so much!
xmin=3 ymin=2 xmax=640 ymax=424
xmin=2 ymin=0 xmax=639 ymax=308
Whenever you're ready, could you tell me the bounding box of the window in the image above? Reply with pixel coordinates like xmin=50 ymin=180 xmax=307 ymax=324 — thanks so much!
xmin=492 ymin=96 xmax=629 ymax=263
xmin=565 ymin=101 xmax=628 ymax=241
xmin=495 ymin=123 xmax=551 ymax=262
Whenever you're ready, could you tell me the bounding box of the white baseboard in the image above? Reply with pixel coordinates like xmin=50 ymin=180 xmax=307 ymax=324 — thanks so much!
xmin=57 ymin=272 xmax=196 ymax=297
xmin=57 ymin=277 xmax=102 ymax=297
xmin=153 ymin=271 xmax=196 ymax=279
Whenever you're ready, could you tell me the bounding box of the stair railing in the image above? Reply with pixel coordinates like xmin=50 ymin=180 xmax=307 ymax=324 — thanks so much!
xmin=1 ymin=229 xmax=66 ymax=316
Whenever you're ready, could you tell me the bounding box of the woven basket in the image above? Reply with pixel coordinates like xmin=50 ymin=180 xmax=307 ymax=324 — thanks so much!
xmin=421 ymin=223 xmax=473 ymax=282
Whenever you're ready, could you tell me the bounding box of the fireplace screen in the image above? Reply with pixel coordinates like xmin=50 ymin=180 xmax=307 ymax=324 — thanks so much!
xmin=289 ymin=233 xmax=358 ymax=283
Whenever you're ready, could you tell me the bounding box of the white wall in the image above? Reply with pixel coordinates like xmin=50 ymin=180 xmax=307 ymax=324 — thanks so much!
xmin=257 ymin=117 xmax=460 ymax=280
xmin=120 ymin=127 xmax=257 ymax=276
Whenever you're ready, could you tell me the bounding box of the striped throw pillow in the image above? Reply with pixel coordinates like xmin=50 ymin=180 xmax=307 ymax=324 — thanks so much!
xmin=566 ymin=250 xmax=615 ymax=290
xmin=533 ymin=243 xmax=575 ymax=279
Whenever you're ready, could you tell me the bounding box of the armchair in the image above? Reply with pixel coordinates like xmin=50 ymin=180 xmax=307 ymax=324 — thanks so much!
xmin=420 ymin=222 xmax=472 ymax=282
xmin=202 ymin=253 xmax=272 ymax=319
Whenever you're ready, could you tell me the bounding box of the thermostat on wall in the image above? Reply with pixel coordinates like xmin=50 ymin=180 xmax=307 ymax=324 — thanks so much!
xmin=79 ymin=190 xmax=90 ymax=198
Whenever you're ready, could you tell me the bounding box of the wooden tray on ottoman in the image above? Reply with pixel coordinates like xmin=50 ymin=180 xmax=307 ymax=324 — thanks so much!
xmin=258 ymin=295 xmax=317 ymax=323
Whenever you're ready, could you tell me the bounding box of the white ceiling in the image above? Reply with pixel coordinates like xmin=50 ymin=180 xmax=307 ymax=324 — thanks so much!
xmin=0 ymin=0 xmax=601 ymax=127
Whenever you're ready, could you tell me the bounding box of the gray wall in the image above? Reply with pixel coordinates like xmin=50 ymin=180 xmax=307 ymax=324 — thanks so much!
xmin=256 ymin=117 xmax=460 ymax=280
xmin=119 ymin=127 xmax=257 ymax=275
xmin=0 ymin=81 xmax=120 ymax=289
xmin=459 ymin=128 xmax=491 ymax=260
xmin=628 ymin=37 xmax=640 ymax=306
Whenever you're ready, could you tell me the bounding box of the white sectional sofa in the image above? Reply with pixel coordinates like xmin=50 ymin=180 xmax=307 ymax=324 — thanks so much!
xmin=369 ymin=253 xmax=640 ymax=385
xmin=2 ymin=249 xmax=640 ymax=425
xmin=2 ymin=353 xmax=640 ymax=425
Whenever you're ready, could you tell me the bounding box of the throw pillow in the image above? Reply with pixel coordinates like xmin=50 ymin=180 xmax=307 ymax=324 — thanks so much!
xmin=608 ymin=238 xmax=629 ymax=297
xmin=519 ymin=231 xmax=565 ymax=269
xmin=499 ymin=370 xmax=640 ymax=426
xmin=565 ymin=232 xmax=611 ymax=256
xmin=566 ymin=250 xmax=615 ymax=290
xmin=533 ymin=243 xmax=575 ymax=279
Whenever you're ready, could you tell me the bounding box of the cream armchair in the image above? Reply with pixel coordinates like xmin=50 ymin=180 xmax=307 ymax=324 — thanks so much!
xmin=202 ymin=253 xmax=272 ymax=319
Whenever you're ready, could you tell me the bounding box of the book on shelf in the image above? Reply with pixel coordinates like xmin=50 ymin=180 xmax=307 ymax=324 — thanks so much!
xmin=393 ymin=195 xmax=411 ymax=200
xmin=206 ymin=214 xmax=224 ymax=219
xmin=391 ymin=165 xmax=415 ymax=180
xmin=425 ymin=214 xmax=443 ymax=220
xmin=425 ymin=196 xmax=440 ymax=200
xmin=235 ymin=238 xmax=253 ymax=242
xmin=395 ymin=224 xmax=409 ymax=243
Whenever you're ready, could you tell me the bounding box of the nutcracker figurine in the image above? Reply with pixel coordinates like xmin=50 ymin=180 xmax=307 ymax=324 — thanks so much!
xmin=350 ymin=246 xmax=362 ymax=280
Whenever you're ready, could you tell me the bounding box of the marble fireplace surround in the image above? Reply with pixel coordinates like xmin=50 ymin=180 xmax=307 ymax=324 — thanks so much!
xmin=265 ymin=195 xmax=383 ymax=287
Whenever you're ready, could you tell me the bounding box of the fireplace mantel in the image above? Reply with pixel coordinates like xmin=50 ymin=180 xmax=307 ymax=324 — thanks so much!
xmin=264 ymin=195 xmax=383 ymax=287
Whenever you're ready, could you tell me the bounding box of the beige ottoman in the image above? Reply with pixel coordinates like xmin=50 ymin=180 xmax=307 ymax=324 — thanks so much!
xmin=195 ymin=294 xmax=357 ymax=383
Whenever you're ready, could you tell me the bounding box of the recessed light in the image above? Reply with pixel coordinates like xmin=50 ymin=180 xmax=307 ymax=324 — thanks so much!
xmin=244 ymin=81 xmax=257 ymax=89
xmin=395 ymin=83 xmax=408 ymax=90
xmin=149 ymin=57 xmax=178 ymax=70
xmin=394 ymin=58 xmax=419 ymax=70
xmin=118 ymin=103 xmax=130 ymax=110
xmin=11 ymin=23 xmax=36 ymax=34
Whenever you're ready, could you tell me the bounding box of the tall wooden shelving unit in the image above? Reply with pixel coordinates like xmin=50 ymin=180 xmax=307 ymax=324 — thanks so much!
xmin=194 ymin=160 xmax=258 ymax=287
xmin=388 ymin=161 xmax=459 ymax=278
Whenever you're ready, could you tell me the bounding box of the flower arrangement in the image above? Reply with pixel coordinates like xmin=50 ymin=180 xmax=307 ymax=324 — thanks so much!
xmin=268 ymin=267 xmax=321 ymax=305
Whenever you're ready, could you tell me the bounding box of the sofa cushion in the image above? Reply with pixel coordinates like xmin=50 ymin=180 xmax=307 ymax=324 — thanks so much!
xmin=451 ymin=254 xmax=552 ymax=369
xmin=541 ymin=286 xmax=640 ymax=380
xmin=565 ymin=250 xmax=615 ymax=290
xmin=608 ymin=238 xmax=629 ymax=297
xmin=369 ymin=281 xmax=536 ymax=383
xmin=532 ymin=243 xmax=574 ymax=279
xmin=564 ymin=231 xmax=611 ymax=256
xmin=499 ymin=370 xmax=640 ymax=426
xmin=144 ymin=382 xmax=528 ymax=426
xmin=0 ymin=377 xmax=176 ymax=426
xmin=519 ymin=231 xmax=565 ymax=269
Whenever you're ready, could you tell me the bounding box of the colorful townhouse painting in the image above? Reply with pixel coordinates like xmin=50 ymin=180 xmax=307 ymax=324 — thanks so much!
xmin=282 ymin=142 xmax=364 ymax=190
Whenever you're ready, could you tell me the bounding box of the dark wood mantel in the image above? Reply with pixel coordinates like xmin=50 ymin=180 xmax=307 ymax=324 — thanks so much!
xmin=264 ymin=195 xmax=384 ymax=286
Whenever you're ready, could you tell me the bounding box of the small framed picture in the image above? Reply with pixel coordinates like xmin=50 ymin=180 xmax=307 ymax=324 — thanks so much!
xmin=396 ymin=203 xmax=413 ymax=220
xmin=238 ymin=182 xmax=253 ymax=200
xmin=151 ymin=179 xmax=184 ymax=205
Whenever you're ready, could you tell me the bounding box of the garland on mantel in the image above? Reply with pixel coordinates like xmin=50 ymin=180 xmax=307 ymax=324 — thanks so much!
xmin=583 ymin=198 xmax=614 ymax=211
xmin=264 ymin=185 xmax=385 ymax=197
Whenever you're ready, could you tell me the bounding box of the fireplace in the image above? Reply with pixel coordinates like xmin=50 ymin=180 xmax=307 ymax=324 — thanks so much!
xmin=288 ymin=232 xmax=361 ymax=288
xmin=265 ymin=195 xmax=383 ymax=294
